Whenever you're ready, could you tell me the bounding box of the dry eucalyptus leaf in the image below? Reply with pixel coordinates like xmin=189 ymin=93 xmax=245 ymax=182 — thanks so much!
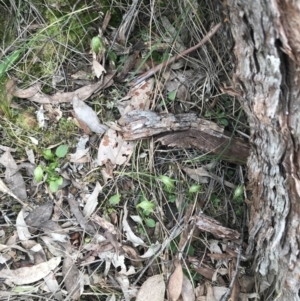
xmin=83 ymin=182 xmax=102 ymax=217
xmin=13 ymin=76 xmax=113 ymax=104
xmin=182 ymin=166 xmax=210 ymax=184
xmin=205 ymin=282 xmax=218 ymax=301
xmin=1 ymin=257 xmax=61 ymax=285
xmin=116 ymin=79 xmax=154 ymax=116
xmin=62 ymin=256 xmax=82 ymax=300
xmin=31 ymin=244 xmax=60 ymax=295
xmin=0 ymin=150 xmax=27 ymax=200
xmin=136 ymin=274 xmax=165 ymax=301
xmin=140 ymin=242 xmax=161 ymax=258
xmin=16 ymin=209 xmax=31 ymax=241
xmin=181 ymin=275 xmax=195 ymax=301
xmin=123 ymin=203 xmax=145 ymax=247
xmin=72 ymin=95 xmax=107 ymax=135
xmin=168 ymin=261 xmax=183 ymax=301
xmin=40 ymin=236 xmax=66 ymax=257
xmin=115 ymin=274 xmax=138 ymax=301
xmin=98 ymin=128 xmax=134 ymax=166
xmin=25 ymin=202 xmax=53 ymax=234
xmin=92 ymin=60 xmax=106 ymax=78
xmin=0 ymin=178 xmax=31 ymax=209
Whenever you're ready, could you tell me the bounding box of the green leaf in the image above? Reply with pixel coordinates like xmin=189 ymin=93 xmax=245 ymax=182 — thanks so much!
xmin=43 ymin=149 xmax=54 ymax=160
xmin=49 ymin=180 xmax=59 ymax=192
xmin=233 ymin=185 xmax=244 ymax=200
xmin=137 ymin=200 xmax=156 ymax=212
xmin=108 ymin=51 xmax=117 ymax=63
xmin=109 ymin=194 xmax=121 ymax=206
xmin=168 ymin=90 xmax=177 ymax=101
xmin=159 ymin=175 xmax=175 ymax=190
xmin=189 ymin=184 xmax=202 ymax=193
xmin=0 ymin=49 xmax=23 ymax=77
xmin=12 ymin=286 xmax=36 ymax=293
xmin=49 ymin=177 xmax=63 ymax=192
xmin=55 ymin=177 xmax=63 ymax=186
xmin=168 ymin=194 xmax=176 ymax=203
xmin=220 ymin=118 xmax=229 ymax=126
xmin=145 ymin=218 xmax=156 ymax=228
xmin=91 ymin=36 xmax=105 ymax=54
xmin=34 ymin=166 xmax=44 ymax=182
xmin=55 ymin=144 xmax=68 ymax=158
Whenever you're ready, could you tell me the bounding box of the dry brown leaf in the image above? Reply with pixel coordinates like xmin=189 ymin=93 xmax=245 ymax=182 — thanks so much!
xmin=72 ymin=95 xmax=107 ymax=135
xmin=31 ymin=243 xmax=61 ymax=296
xmin=0 ymin=150 xmax=27 ymax=200
xmin=98 ymin=128 xmax=134 ymax=166
xmin=83 ymin=182 xmax=102 ymax=217
xmin=136 ymin=274 xmax=165 ymax=301
xmin=13 ymin=75 xmax=114 ymax=104
xmin=92 ymin=60 xmax=106 ymax=78
xmin=123 ymin=203 xmax=145 ymax=247
xmin=181 ymin=275 xmax=195 ymax=301
xmin=1 ymin=257 xmax=61 ymax=285
xmin=205 ymin=282 xmax=218 ymax=301
xmin=213 ymin=286 xmax=228 ymax=300
xmin=40 ymin=236 xmax=66 ymax=257
xmin=41 ymin=220 xmax=69 ymax=243
xmin=168 ymin=261 xmax=183 ymax=301
xmin=115 ymin=274 xmax=139 ymax=301
xmin=62 ymin=255 xmax=82 ymax=300
xmin=25 ymin=202 xmax=53 ymax=234
xmin=116 ymin=78 xmax=154 ymax=116
xmin=16 ymin=209 xmax=31 ymax=241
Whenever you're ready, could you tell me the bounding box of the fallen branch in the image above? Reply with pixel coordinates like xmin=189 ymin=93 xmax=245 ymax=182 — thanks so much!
xmin=119 ymin=110 xmax=249 ymax=164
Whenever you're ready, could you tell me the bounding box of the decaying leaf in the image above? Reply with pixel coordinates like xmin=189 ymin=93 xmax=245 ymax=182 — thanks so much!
xmin=1 ymin=257 xmax=61 ymax=285
xmin=62 ymin=255 xmax=82 ymax=300
xmin=0 ymin=150 xmax=27 ymax=200
xmin=116 ymin=274 xmax=139 ymax=301
xmin=136 ymin=274 xmax=165 ymax=301
xmin=123 ymin=203 xmax=145 ymax=247
xmin=83 ymin=182 xmax=102 ymax=217
xmin=116 ymin=78 xmax=154 ymax=116
xmin=69 ymin=135 xmax=90 ymax=163
xmin=72 ymin=95 xmax=107 ymax=135
xmin=181 ymin=275 xmax=195 ymax=301
xmin=168 ymin=261 xmax=183 ymax=301
xmin=92 ymin=60 xmax=106 ymax=78
xmin=31 ymin=243 xmax=61 ymax=296
xmin=40 ymin=236 xmax=66 ymax=257
xmin=16 ymin=209 xmax=31 ymax=241
xmin=13 ymin=75 xmax=114 ymax=104
xmin=0 ymin=178 xmax=31 ymax=209
xmin=97 ymin=128 xmax=134 ymax=166
xmin=140 ymin=242 xmax=161 ymax=258
xmin=205 ymin=282 xmax=218 ymax=301
xmin=25 ymin=201 xmax=53 ymax=233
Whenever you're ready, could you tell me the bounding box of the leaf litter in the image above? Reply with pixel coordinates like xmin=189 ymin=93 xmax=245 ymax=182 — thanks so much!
xmin=0 ymin=1 xmax=251 ymax=301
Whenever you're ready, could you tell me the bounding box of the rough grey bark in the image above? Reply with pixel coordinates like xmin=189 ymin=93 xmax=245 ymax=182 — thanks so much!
xmin=228 ymin=0 xmax=300 ymax=300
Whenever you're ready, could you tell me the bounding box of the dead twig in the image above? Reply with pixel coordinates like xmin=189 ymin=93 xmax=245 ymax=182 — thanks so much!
xmin=129 ymin=22 xmax=222 ymax=86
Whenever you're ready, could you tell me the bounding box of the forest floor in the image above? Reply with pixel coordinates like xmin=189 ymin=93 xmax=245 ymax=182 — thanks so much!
xmin=0 ymin=1 xmax=253 ymax=300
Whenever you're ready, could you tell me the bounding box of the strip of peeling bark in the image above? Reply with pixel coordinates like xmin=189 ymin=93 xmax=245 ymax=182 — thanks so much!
xmin=227 ymin=0 xmax=300 ymax=300
xmin=119 ymin=110 xmax=249 ymax=164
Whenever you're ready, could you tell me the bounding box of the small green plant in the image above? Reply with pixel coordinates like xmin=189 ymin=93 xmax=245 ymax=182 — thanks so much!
xmin=210 ymin=194 xmax=221 ymax=208
xmin=34 ymin=144 xmax=68 ymax=193
xmin=136 ymin=196 xmax=156 ymax=228
xmin=108 ymin=194 xmax=121 ymax=206
xmin=205 ymin=108 xmax=229 ymax=127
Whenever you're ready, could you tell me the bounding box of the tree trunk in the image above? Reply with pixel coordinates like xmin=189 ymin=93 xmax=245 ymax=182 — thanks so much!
xmin=227 ymin=0 xmax=300 ymax=300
